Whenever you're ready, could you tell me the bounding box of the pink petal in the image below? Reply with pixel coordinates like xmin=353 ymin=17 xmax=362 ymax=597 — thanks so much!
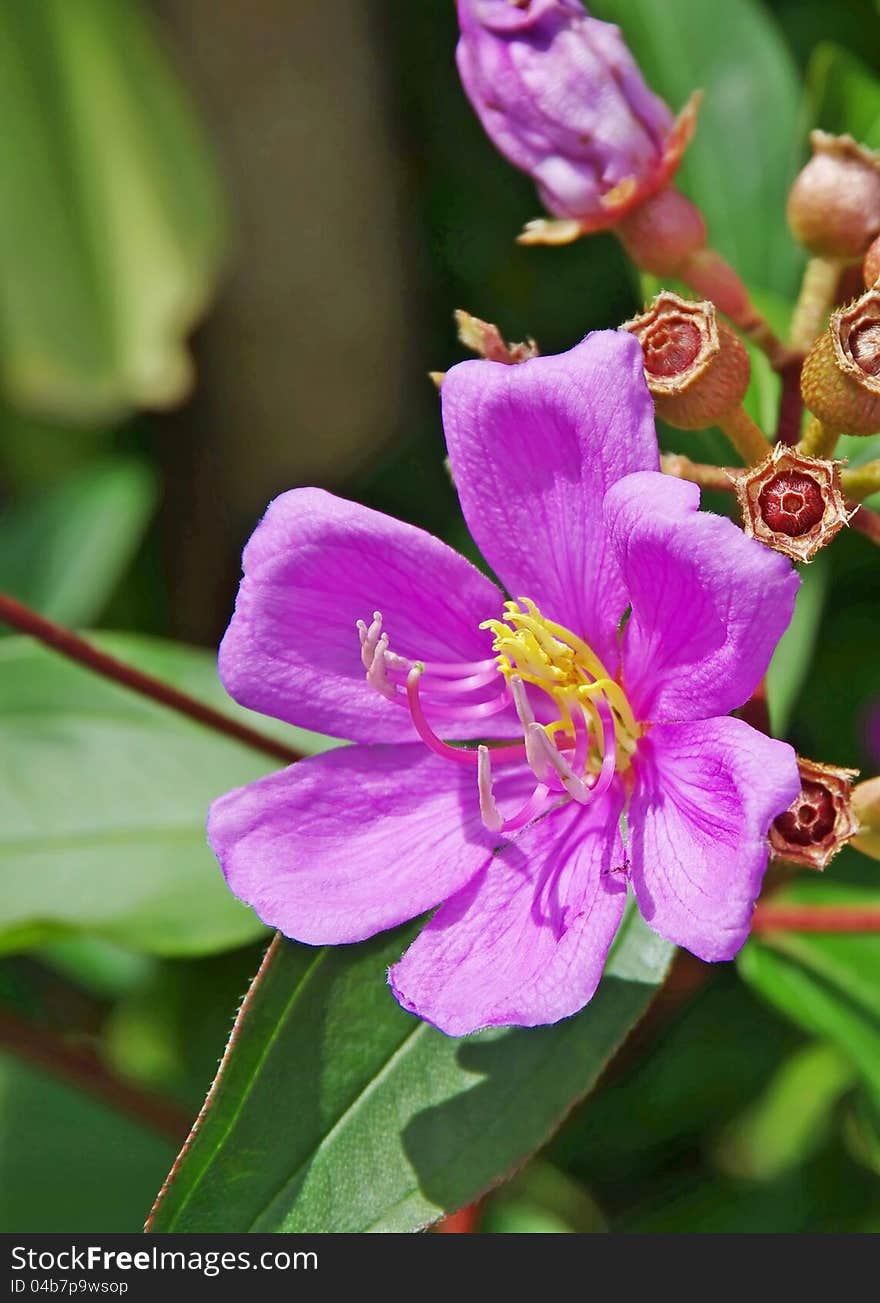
xmin=208 ymin=743 xmax=535 ymax=945
xmin=605 ymin=472 xmax=799 ymax=723
xmin=389 ymin=785 xmax=628 ymax=1035
xmin=219 ymin=488 xmax=506 ymax=744
xmin=441 ymin=332 xmax=658 ymax=673
xmin=628 ymin=718 xmax=800 ymax=961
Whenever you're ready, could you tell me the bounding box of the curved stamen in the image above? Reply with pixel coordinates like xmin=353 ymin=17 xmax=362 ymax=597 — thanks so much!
xmin=525 ymin=723 xmax=591 ymax=802
xmin=418 ymin=657 xmax=499 ymax=677
xmin=406 ymin=667 xmax=481 ymax=765
xmin=386 ymin=665 xmax=502 ymax=696
xmin=406 ymin=667 xmax=527 ymax=766
xmin=478 ymin=745 xmax=556 ymax=834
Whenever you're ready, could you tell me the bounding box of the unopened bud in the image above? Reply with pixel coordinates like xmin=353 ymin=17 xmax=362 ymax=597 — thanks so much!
xmin=787 ymin=131 xmax=880 ymax=262
xmin=769 ymin=757 xmax=860 ymax=870
xmin=852 ymin=776 xmax=880 ymax=862
xmin=622 ymin=292 xmax=749 ymax=429
xmin=801 ymin=288 xmax=880 ymax=435
xmin=864 ymin=233 xmax=880 ymax=288
xmin=735 ymin=444 xmax=849 ymax=563
xmin=431 ymin=309 xmax=538 ymax=388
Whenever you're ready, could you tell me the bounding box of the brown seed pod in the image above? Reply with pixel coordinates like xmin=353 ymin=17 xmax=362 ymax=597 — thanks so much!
xmin=801 ymin=288 xmax=880 ymax=435
xmin=787 ymin=131 xmax=880 ymax=262
xmin=621 ymin=292 xmax=750 ymax=430
xmin=734 ymin=444 xmax=850 ymax=563
xmin=769 ymin=757 xmax=861 ymax=870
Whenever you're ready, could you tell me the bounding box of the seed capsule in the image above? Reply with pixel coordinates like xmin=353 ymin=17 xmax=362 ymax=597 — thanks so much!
xmin=769 ymin=757 xmax=860 ymax=870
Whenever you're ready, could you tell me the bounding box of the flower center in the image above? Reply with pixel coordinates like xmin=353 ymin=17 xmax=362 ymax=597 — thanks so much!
xmin=774 ymin=780 xmax=836 ymax=847
xmin=758 ymin=470 xmax=825 ymax=537
xmin=357 ymin=596 xmax=639 ymax=835
xmin=479 ymin=598 xmax=639 ymax=770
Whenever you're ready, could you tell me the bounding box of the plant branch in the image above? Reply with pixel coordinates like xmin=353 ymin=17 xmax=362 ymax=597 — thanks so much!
xmin=0 ymin=1007 xmax=191 ymax=1145
xmin=660 ymin=454 xmax=737 ymax=493
xmin=775 ymin=357 xmax=804 ymax=446
xmin=0 ymin=592 xmax=303 ymax=766
xmin=850 ymin=503 xmax=880 ymax=546
xmin=752 ymin=904 xmax=880 ymax=933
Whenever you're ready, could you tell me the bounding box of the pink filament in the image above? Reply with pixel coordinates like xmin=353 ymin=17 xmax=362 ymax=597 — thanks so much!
xmin=405 ymin=669 xmax=527 ymax=766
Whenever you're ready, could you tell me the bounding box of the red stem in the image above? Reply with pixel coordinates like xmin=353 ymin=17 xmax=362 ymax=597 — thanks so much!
xmin=775 ymin=358 xmax=804 ymax=446
xmin=752 ymin=904 xmax=880 ymax=933
xmin=0 ymin=1008 xmax=190 ymax=1145
xmin=0 ymin=592 xmax=302 ymax=766
xmin=850 ymin=503 xmax=880 ymax=546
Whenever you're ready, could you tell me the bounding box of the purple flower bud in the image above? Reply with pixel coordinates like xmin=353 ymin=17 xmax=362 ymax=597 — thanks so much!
xmin=456 ymin=0 xmax=697 ymax=234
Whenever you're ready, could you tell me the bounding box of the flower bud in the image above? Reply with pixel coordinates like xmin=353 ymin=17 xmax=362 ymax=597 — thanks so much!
xmin=769 ymin=757 xmax=860 ymax=870
xmin=801 ymin=288 xmax=880 ymax=435
xmin=456 ymin=1 xmax=697 ymax=240
xmin=622 ymin=292 xmax=749 ymax=429
xmin=852 ymin=776 xmax=880 ymax=862
xmin=734 ymin=444 xmax=850 ymax=563
xmin=787 ymin=131 xmax=880 ymax=262
xmin=864 ymin=233 xmax=880 ymax=288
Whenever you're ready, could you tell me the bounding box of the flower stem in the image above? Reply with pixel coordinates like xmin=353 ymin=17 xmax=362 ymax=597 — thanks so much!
xmin=0 ymin=592 xmax=303 ymax=766
xmin=677 ymin=246 xmax=791 ymax=370
xmin=660 ymin=453 xmax=736 ymax=493
xmin=775 ymin=357 xmax=805 ymax=446
xmin=842 ymin=459 xmax=880 ymax=501
xmin=717 ymin=406 xmax=772 ymax=465
xmin=799 ymin=416 xmax=840 ymax=459
xmin=788 ymin=256 xmax=842 ymax=354
xmin=752 ymin=904 xmax=880 ymax=933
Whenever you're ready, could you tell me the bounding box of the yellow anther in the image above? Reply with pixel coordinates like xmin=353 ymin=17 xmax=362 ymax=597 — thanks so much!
xmin=480 ymin=598 xmax=640 ymax=773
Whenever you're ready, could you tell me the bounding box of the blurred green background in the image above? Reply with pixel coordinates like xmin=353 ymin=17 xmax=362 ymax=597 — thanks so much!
xmin=1 ymin=0 xmax=879 ymax=1233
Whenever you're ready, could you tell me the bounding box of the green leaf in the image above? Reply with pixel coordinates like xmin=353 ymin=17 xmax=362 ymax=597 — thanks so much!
xmin=481 ymin=1161 xmax=606 ymax=1234
xmin=0 ymin=0 xmax=229 ymax=421
xmin=806 ymin=43 xmax=880 ymax=148
xmin=0 ymin=1051 xmax=176 ymax=1232
xmin=713 ymin=1041 xmax=856 ymax=1181
xmin=0 ymin=458 xmax=157 ymax=626
xmin=147 ymin=908 xmax=673 ymax=1233
xmin=739 ymin=884 xmax=880 ymax=1101
xmin=766 ymin=551 xmax=831 ymax=737
xmin=593 ymin=0 xmax=803 ymax=298
xmin=0 ymin=633 xmax=332 ymax=957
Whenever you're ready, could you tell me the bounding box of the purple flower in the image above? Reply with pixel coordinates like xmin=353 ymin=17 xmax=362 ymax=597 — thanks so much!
xmin=209 ymin=332 xmax=800 ymax=1036
xmin=455 ymin=0 xmax=697 ymax=233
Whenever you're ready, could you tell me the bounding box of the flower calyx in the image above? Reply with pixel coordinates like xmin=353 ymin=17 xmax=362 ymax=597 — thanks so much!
xmin=734 ymin=444 xmax=850 ymax=563
xmin=801 ymin=287 xmax=880 ymax=435
xmin=622 ymin=292 xmax=749 ymax=430
xmin=769 ymin=756 xmax=861 ymax=870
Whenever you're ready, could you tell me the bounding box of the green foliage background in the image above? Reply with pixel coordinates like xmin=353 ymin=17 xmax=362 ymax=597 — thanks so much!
xmin=0 ymin=0 xmax=879 ymax=1233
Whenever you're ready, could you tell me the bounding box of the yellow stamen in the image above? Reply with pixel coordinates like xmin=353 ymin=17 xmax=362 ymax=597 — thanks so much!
xmin=480 ymin=598 xmax=641 ymax=773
